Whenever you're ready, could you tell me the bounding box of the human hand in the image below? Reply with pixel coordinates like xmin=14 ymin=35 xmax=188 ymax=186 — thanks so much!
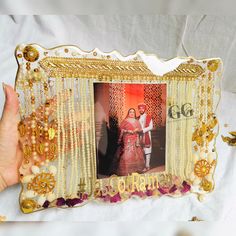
xmin=134 ymin=128 xmax=142 ymax=133
xmin=0 ymin=83 xmax=23 ymax=192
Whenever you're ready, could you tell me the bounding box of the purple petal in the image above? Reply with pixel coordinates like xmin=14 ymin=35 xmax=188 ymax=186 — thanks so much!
xmin=67 ymin=198 xmax=83 ymax=207
xmin=56 ymin=197 xmax=66 ymax=207
xmin=110 ymin=193 xmax=121 ymax=203
xmin=103 ymin=195 xmax=111 ymax=202
xmin=65 ymin=199 xmax=73 ymax=207
xmin=42 ymin=200 xmax=50 ymax=208
xmin=158 ymin=187 xmax=168 ymax=195
xmin=132 ymin=191 xmax=145 ymax=197
xmin=146 ymin=189 xmax=153 ymax=196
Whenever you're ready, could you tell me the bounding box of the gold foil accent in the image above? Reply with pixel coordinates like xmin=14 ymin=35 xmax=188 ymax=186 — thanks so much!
xmin=48 ymin=128 xmax=56 ymax=140
xmin=18 ymin=121 xmax=26 ymax=137
xmin=21 ymin=199 xmax=37 ymax=214
xmin=201 ymin=179 xmax=213 ymax=192
xmin=222 ymin=131 xmax=236 ymax=146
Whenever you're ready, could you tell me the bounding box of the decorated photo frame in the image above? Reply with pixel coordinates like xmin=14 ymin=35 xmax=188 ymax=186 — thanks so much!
xmin=14 ymin=44 xmax=222 ymax=213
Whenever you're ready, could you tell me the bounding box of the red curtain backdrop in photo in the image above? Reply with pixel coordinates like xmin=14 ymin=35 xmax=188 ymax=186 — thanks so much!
xmin=95 ymin=83 xmax=167 ymax=129
xmin=124 ymin=84 xmax=166 ymax=127
xmin=124 ymin=84 xmax=144 ymax=116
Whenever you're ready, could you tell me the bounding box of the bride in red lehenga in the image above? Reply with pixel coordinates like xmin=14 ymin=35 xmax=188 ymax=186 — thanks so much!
xmin=116 ymin=108 xmax=145 ymax=176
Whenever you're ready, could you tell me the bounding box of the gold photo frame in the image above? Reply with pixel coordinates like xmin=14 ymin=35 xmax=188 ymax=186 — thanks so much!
xmin=14 ymin=44 xmax=222 ymax=213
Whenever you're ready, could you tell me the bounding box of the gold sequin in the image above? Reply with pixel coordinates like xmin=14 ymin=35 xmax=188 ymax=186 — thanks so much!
xmin=23 ymin=46 xmax=39 ymax=62
xmin=222 ymin=131 xmax=236 ymax=146
xmin=207 ymin=60 xmax=219 ymax=72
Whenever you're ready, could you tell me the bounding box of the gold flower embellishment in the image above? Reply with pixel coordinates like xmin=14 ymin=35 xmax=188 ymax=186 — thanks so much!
xmin=190 ymin=152 xmax=216 ymax=193
xmin=194 ymin=159 xmax=211 ymax=178
xmin=21 ymin=165 xmax=57 ymax=209
xmin=29 ymin=172 xmax=55 ymax=195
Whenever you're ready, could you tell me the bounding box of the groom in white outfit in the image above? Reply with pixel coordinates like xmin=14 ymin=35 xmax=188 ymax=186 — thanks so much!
xmin=137 ymin=103 xmax=153 ymax=171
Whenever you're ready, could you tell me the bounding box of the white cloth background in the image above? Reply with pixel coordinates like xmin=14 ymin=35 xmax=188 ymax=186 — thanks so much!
xmin=0 ymin=15 xmax=236 ymax=222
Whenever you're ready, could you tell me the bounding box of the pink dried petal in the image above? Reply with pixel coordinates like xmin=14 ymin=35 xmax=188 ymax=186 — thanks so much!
xmin=110 ymin=193 xmax=121 ymax=203
xmin=146 ymin=189 xmax=153 ymax=196
xmin=181 ymin=181 xmax=191 ymax=193
xmin=158 ymin=187 xmax=168 ymax=194
xmin=169 ymin=185 xmax=177 ymax=193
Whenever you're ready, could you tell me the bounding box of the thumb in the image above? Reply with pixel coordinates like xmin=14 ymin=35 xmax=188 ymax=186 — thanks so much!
xmin=1 ymin=83 xmax=20 ymax=126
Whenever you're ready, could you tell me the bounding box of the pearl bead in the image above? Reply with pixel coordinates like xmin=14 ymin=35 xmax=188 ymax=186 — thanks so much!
xmin=25 ymin=190 xmax=36 ymax=198
xmin=193 ymin=154 xmax=199 ymax=162
xmin=198 ymin=194 xmax=205 ymax=202
xmin=190 ymin=172 xmax=195 ymax=181
xmin=49 ymin=165 xmax=57 ymax=175
xmin=193 ymin=177 xmax=201 ymax=186
xmin=47 ymin=193 xmax=56 ymax=202
xmin=207 ymin=153 xmax=214 ymax=163
xmin=31 ymin=165 xmax=40 ymax=174
xmin=22 ymin=175 xmax=34 ymax=183
xmin=37 ymin=196 xmax=46 ymax=206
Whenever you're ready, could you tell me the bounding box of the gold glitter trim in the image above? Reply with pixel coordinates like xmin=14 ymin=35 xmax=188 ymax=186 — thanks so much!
xmin=39 ymin=57 xmax=204 ymax=80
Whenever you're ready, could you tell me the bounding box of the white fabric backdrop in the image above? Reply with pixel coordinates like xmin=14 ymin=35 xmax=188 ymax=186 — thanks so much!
xmin=0 ymin=15 xmax=236 ymax=222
